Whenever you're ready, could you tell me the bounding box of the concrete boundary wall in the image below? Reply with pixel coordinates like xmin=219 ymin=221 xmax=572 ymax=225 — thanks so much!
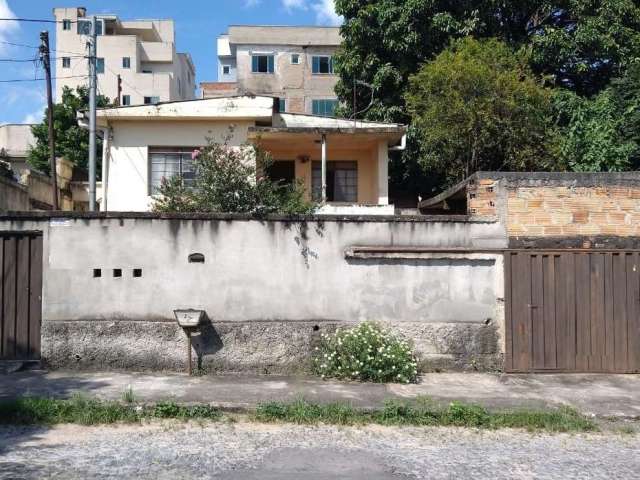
xmin=0 ymin=213 xmax=507 ymax=373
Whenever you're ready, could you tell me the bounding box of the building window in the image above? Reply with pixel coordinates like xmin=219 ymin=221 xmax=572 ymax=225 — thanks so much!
xmin=96 ymin=58 xmax=105 ymax=74
xmin=291 ymin=53 xmax=300 ymax=65
xmin=122 ymin=95 xmax=131 ymax=106
xmin=149 ymin=147 xmax=196 ymax=193
xmin=62 ymin=57 xmax=71 ymax=68
xmin=278 ymin=98 xmax=286 ymax=113
xmin=267 ymin=161 xmax=295 ymax=186
xmin=77 ymin=19 xmax=103 ymax=36
xmin=142 ymin=69 xmax=152 ymax=74
xmin=312 ymin=161 xmax=358 ymax=203
xmin=312 ymin=99 xmax=338 ymax=117
xmin=122 ymin=57 xmax=131 ymax=69
xmin=222 ymin=65 xmax=230 ymax=75
xmin=251 ymin=54 xmax=274 ymax=74
xmin=144 ymin=96 xmax=160 ymax=105
xmin=62 ymin=19 xmax=72 ymax=31
xmin=312 ymin=56 xmax=333 ymax=74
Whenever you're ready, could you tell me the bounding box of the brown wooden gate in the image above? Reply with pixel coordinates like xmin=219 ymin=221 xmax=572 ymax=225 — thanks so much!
xmin=505 ymin=251 xmax=640 ymax=373
xmin=0 ymin=232 xmax=43 ymax=361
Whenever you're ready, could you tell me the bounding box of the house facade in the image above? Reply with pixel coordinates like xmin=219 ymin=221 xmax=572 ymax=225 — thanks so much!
xmin=82 ymin=96 xmax=405 ymax=213
xmin=53 ymin=7 xmax=196 ymax=105
xmin=201 ymin=26 xmax=341 ymax=116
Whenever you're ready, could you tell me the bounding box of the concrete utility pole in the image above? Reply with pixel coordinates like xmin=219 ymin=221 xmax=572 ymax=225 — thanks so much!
xmin=88 ymin=16 xmax=98 ymax=211
xmin=39 ymin=31 xmax=59 ymax=210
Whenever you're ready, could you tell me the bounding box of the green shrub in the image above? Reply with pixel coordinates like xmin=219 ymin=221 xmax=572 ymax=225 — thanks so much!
xmin=313 ymin=322 xmax=419 ymax=383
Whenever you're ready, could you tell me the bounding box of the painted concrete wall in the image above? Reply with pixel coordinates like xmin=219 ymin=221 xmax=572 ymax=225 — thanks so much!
xmin=53 ymin=7 xmax=195 ymax=104
xmin=0 ymin=176 xmax=29 ymax=211
xmin=0 ymin=214 xmax=507 ymax=372
xmin=106 ymin=121 xmax=253 ymax=211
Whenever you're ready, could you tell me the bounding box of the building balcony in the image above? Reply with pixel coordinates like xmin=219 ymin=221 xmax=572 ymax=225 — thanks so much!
xmin=139 ymin=41 xmax=174 ymax=63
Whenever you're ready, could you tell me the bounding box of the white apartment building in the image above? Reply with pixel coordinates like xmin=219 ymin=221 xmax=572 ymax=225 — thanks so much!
xmin=201 ymin=26 xmax=341 ymax=116
xmin=53 ymin=7 xmax=196 ymax=106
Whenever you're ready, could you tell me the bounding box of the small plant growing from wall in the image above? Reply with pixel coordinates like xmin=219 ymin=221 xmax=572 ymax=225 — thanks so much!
xmin=314 ymin=322 xmax=419 ymax=384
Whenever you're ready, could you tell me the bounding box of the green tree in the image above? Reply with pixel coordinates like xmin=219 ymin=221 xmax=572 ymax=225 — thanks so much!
xmin=28 ymin=86 xmax=110 ymax=175
xmin=333 ymin=1 xmax=640 ymax=199
xmin=529 ymin=0 xmax=640 ymax=96
xmin=406 ymin=38 xmax=561 ymax=187
xmin=554 ymin=62 xmax=640 ymax=172
xmin=153 ymin=134 xmax=314 ymax=215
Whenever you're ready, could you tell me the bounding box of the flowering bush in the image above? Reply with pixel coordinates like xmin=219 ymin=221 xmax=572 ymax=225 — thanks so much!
xmin=313 ymin=322 xmax=419 ymax=384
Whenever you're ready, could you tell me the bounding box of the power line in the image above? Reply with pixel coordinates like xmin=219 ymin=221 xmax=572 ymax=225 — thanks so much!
xmin=0 ymin=75 xmax=88 ymax=83
xmin=0 ymin=55 xmax=85 ymax=62
xmin=0 ymin=40 xmax=88 ymax=57
xmin=0 ymin=18 xmax=77 ymax=24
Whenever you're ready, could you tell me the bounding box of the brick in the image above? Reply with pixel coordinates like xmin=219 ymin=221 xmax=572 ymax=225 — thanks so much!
xmin=533 ymin=213 xmax=553 ymax=225
xmin=562 ymin=225 xmax=580 ymax=235
xmin=543 ymin=226 xmax=562 ymax=235
xmin=572 ymin=211 xmax=588 ymax=224
xmin=551 ymin=213 xmax=573 ymax=225
xmin=630 ymin=189 xmax=640 ymax=199
xmin=507 ymin=198 xmax=527 ymax=213
xmin=607 ymin=212 xmax=627 ymax=225
xmin=589 ymin=212 xmax=608 ymax=224
xmin=578 ymin=224 xmax=601 ymax=235
xmin=478 ymin=179 xmax=495 ymax=186
xmin=527 ymin=198 xmax=544 ymax=209
xmin=544 ymin=199 xmax=563 ymax=210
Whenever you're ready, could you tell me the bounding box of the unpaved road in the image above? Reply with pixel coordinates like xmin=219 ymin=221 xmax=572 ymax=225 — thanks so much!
xmin=0 ymin=422 xmax=638 ymax=479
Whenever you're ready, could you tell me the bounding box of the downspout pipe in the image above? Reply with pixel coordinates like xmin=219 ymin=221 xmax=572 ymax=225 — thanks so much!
xmin=100 ymin=126 xmax=111 ymax=211
xmin=388 ymin=133 xmax=407 ymax=151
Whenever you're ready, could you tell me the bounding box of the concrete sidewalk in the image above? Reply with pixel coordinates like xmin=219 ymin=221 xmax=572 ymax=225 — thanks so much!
xmin=1 ymin=371 xmax=639 ymax=418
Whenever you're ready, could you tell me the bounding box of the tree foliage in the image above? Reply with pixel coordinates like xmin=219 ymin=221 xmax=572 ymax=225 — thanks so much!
xmin=152 ymin=134 xmax=314 ymax=215
xmin=554 ymin=62 xmax=640 ymax=172
xmin=406 ymin=38 xmax=561 ymax=187
xmin=28 ymin=86 xmax=110 ymax=175
xmin=333 ymin=1 xmax=640 ymax=198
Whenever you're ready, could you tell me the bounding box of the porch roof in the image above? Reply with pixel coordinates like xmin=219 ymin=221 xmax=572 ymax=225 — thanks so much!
xmin=248 ymin=113 xmax=406 ymax=141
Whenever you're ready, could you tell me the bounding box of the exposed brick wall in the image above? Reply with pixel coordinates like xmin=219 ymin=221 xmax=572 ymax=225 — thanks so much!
xmin=467 ymin=178 xmax=498 ymax=217
xmin=507 ymin=186 xmax=640 ymax=237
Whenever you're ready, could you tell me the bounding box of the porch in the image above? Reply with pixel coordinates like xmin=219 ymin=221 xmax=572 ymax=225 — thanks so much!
xmin=250 ymin=118 xmax=406 ymax=215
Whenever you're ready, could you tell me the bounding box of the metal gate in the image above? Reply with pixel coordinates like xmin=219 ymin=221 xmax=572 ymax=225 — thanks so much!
xmin=505 ymin=251 xmax=640 ymax=373
xmin=0 ymin=233 xmax=43 ymax=361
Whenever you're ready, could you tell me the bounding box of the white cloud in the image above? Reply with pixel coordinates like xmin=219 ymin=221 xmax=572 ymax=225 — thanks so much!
xmin=0 ymin=0 xmax=19 ymax=54
xmin=312 ymin=0 xmax=343 ymax=26
xmin=244 ymin=0 xmax=261 ymax=7
xmin=22 ymin=105 xmax=45 ymax=125
xmin=282 ymin=0 xmax=307 ymax=12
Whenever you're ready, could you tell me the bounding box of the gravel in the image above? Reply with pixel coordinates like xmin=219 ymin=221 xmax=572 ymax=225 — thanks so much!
xmin=0 ymin=422 xmax=638 ymax=479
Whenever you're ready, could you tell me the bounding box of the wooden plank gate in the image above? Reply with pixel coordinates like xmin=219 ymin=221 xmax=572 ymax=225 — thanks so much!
xmin=0 ymin=232 xmax=43 ymax=361
xmin=505 ymin=251 xmax=640 ymax=373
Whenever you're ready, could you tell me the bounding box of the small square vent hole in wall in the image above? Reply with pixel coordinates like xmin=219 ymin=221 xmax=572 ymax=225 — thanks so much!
xmin=113 ymin=268 xmax=122 ymax=278
xmin=133 ymin=268 xmax=142 ymax=278
xmin=93 ymin=268 xmax=101 ymax=278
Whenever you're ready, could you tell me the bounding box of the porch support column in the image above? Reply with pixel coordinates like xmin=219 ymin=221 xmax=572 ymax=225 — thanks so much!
xmin=377 ymin=139 xmax=389 ymax=205
xmin=321 ymin=133 xmax=327 ymax=203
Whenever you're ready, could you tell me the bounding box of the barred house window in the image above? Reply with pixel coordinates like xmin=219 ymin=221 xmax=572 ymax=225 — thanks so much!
xmin=312 ymin=56 xmax=333 ymax=74
xmin=311 ymin=161 xmax=358 ymax=203
xmin=149 ymin=147 xmax=196 ymax=193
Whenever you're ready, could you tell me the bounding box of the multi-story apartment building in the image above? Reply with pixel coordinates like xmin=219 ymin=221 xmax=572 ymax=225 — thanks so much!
xmin=53 ymin=7 xmax=196 ymax=105
xmin=201 ymin=25 xmax=341 ymax=116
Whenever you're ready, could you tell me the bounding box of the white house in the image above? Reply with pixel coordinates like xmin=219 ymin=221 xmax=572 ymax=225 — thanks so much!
xmin=79 ymin=95 xmax=406 ymax=214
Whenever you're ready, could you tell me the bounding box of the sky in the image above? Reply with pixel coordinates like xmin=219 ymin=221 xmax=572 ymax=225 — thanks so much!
xmin=0 ymin=0 xmax=342 ymax=125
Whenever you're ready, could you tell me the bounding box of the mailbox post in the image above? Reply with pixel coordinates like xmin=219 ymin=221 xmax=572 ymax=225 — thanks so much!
xmin=173 ymin=309 xmax=205 ymax=375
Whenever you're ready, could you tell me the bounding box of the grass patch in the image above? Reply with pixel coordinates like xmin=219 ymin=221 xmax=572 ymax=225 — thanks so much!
xmin=254 ymin=398 xmax=597 ymax=433
xmin=0 ymin=395 xmax=221 ymax=426
xmin=0 ymin=395 xmax=596 ymax=432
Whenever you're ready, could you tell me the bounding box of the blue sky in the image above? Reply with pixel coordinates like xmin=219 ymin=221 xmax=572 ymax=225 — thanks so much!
xmin=0 ymin=0 xmax=341 ymax=125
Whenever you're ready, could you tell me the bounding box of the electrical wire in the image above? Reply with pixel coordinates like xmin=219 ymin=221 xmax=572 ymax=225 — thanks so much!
xmin=0 ymin=18 xmax=78 ymax=24
xmin=0 ymin=75 xmax=89 ymax=83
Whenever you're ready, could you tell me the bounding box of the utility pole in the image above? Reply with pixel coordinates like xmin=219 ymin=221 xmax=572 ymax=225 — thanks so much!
xmin=88 ymin=16 xmax=97 ymax=211
xmin=40 ymin=31 xmax=59 ymax=210
xmin=116 ymin=74 xmax=122 ymax=106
